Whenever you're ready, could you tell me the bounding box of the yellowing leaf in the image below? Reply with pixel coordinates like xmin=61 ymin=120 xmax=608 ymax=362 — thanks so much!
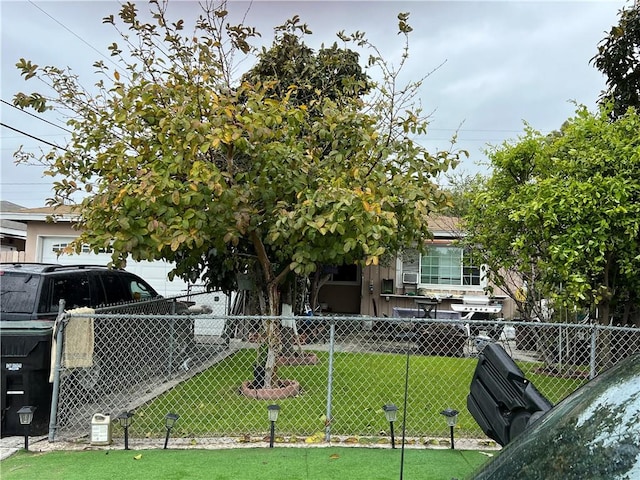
xmin=114 ymin=70 xmax=120 ymax=81
xmin=133 ymin=454 xmax=142 ymax=460
xmin=305 ymin=432 xmax=324 ymax=443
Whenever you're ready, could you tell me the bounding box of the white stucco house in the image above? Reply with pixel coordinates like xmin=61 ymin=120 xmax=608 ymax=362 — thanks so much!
xmin=0 ymin=204 xmax=190 ymax=297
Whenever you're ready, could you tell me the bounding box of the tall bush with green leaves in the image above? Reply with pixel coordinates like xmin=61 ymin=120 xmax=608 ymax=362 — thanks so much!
xmin=464 ymin=105 xmax=640 ymax=326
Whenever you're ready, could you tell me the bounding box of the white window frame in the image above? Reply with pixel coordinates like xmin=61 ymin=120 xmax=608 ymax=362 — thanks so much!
xmin=401 ymin=246 xmax=485 ymax=290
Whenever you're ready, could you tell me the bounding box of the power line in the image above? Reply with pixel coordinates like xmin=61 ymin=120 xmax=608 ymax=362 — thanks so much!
xmin=1 ymin=99 xmax=72 ymax=134
xmin=426 ymin=127 xmax=529 ymax=133
xmin=0 ymin=182 xmax=53 ymax=186
xmin=0 ymin=122 xmax=70 ymax=152
xmin=27 ymin=0 xmax=120 ymax=70
xmin=2 ymin=135 xmax=67 ymax=140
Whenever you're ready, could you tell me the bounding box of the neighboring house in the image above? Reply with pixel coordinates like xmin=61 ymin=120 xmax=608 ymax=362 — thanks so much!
xmin=2 ymin=204 xmax=515 ymax=319
xmin=0 ymin=204 xmax=190 ymax=297
xmin=0 ymin=201 xmax=27 ymax=254
xmin=354 ymin=216 xmax=516 ymax=320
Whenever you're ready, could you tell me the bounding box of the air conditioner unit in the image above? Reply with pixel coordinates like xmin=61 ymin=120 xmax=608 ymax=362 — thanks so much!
xmin=402 ymin=272 xmax=419 ymax=284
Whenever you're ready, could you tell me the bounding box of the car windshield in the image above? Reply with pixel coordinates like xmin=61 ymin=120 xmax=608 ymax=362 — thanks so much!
xmin=0 ymin=272 xmax=40 ymax=314
xmin=470 ymin=354 xmax=640 ymax=479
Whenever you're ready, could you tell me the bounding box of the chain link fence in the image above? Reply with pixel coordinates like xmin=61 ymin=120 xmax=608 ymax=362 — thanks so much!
xmin=48 ymin=291 xmax=640 ymax=446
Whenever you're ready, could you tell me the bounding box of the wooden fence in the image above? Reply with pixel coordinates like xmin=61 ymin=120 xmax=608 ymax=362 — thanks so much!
xmin=0 ymin=250 xmax=27 ymax=262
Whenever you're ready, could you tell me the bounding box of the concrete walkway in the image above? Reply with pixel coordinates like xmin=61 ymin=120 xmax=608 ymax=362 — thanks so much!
xmin=1 ymin=434 xmax=500 ymax=462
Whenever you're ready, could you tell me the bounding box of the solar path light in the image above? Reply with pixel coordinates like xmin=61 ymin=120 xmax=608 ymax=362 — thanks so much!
xmin=116 ymin=411 xmax=134 ymax=450
xmin=382 ymin=404 xmax=399 ymax=449
xmin=17 ymin=406 xmax=36 ymax=451
xmin=164 ymin=413 xmax=179 ymax=449
xmin=267 ymin=404 xmax=280 ymax=448
xmin=440 ymin=408 xmax=459 ymax=449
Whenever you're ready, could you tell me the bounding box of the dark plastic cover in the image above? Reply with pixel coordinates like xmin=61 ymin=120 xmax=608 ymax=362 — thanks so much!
xmin=467 ymin=343 xmax=552 ymax=446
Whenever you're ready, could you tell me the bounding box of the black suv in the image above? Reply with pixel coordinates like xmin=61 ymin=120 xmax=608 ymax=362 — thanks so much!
xmin=1 ymin=263 xmax=194 ymax=435
xmin=0 ymin=263 xmax=169 ymax=321
xmin=1 ymin=263 xmax=192 ymax=395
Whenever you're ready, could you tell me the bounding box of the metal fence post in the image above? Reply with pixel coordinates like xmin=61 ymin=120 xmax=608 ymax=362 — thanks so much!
xmin=558 ymin=325 xmax=563 ymax=369
xmin=166 ymin=300 xmax=177 ymax=377
xmin=48 ymin=300 xmax=66 ymax=442
xmin=589 ymin=324 xmax=598 ymax=379
xmin=324 ymin=318 xmax=336 ymax=443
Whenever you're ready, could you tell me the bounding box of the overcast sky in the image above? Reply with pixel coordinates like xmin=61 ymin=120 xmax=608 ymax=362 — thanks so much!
xmin=0 ymin=0 xmax=628 ymax=208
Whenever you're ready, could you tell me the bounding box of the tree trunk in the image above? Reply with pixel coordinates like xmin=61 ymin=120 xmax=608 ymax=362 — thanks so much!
xmin=310 ymin=269 xmax=330 ymax=312
xmin=250 ymin=231 xmax=294 ymax=389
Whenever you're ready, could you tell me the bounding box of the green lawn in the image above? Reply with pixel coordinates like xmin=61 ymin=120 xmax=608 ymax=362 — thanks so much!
xmin=0 ymin=447 xmax=492 ymax=480
xmin=127 ymin=348 xmax=583 ymax=440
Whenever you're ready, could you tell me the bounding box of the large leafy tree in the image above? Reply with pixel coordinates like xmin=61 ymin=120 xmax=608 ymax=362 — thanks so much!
xmin=240 ymin=16 xmax=372 ymax=314
xmin=13 ymin=2 xmax=461 ymax=386
xmin=591 ymin=2 xmax=640 ymax=119
xmin=462 ymin=128 xmax=550 ymax=323
xmin=242 ymin=16 xmax=371 ymax=109
xmin=464 ymin=105 xmax=640 ymax=327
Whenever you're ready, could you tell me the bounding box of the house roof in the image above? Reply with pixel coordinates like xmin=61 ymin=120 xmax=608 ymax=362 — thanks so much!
xmin=0 ymin=201 xmax=27 ymax=238
xmin=427 ymin=215 xmax=462 ymax=238
xmin=0 ymin=201 xmax=26 ymax=212
xmin=0 ymin=204 xmax=78 ymax=222
xmin=0 ymin=204 xmax=462 ymax=238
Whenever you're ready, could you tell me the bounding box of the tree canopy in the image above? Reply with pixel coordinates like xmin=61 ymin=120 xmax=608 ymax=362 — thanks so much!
xmin=241 ymin=15 xmax=372 ymax=109
xmin=13 ymin=1 xmax=461 ymax=315
xmin=591 ymin=2 xmax=640 ymax=118
xmin=463 ymin=105 xmax=640 ymax=326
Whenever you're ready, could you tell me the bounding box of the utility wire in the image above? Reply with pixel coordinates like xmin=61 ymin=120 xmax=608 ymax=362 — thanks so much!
xmin=1 ymin=99 xmax=72 ymax=134
xmin=28 ymin=0 xmax=120 ymax=70
xmin=0 ymin=182 xmax=53 ymax=186
xmin=0 ymin=122 xmax=70 ymax=152
xmin=426 ymin=127 xmax=529 ymax=133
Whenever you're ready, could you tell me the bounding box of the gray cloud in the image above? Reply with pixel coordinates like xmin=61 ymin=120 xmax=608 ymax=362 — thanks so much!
xmin=0 ymin=0 xmax=626 ymax=206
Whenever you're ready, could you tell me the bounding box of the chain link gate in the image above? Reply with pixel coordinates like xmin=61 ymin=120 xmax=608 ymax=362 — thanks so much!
xmin=48 ymin=298 xmax=640 ymax=446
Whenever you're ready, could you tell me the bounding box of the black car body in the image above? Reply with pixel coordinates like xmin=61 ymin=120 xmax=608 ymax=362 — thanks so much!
xmin=1 ymin=263 xmax=193 ymax=436
xmin=1 ymin=263 xmax=164 ymax=322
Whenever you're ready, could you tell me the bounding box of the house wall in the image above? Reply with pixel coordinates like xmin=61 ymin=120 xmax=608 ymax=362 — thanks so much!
xmin=317 ymin=284 xmax=361 ymax=314
xmin=361 ymin=262 xmax=517 ymax=320
xmin=24 ymin=222 xmax=76 ymax=262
